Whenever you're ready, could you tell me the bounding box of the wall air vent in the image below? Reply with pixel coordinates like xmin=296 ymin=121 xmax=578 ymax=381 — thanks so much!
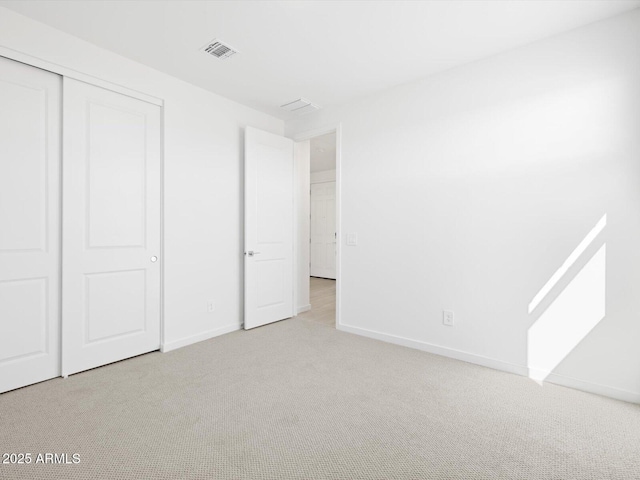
xmin=201 ymin=39 xmax=238 ymax=60
xmin=280 ymin=98 xmax=320 ymax=115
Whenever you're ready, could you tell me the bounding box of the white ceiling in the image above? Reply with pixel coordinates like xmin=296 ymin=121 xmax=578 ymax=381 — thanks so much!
xmin=310 ymin=132 xmax=336 ymax=173
xmin=2 ymin=0 xmax=639 ymax=120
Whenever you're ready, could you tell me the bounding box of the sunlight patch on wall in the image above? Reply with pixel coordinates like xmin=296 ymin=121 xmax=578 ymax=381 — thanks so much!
xmin=528 ymin=215 xmax=606 ymax=314
xmin=527 ymin=215 xmax=606 ymax=384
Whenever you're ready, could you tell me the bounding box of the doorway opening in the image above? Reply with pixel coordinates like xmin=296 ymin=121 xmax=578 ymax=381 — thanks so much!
xmin=297 ymin=131 xmax=337 ymax=327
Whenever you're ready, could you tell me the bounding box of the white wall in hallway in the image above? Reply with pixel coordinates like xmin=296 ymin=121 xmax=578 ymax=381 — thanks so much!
xmin=286 ymin=9 xmax=640 ymax=402
xmin=0 ymin=7 xmax=284 ymax=351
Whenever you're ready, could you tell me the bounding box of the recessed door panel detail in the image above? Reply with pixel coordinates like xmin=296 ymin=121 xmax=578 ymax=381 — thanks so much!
xmin=256 ymin=260 xmax=285 ymax=309
xmin=85 ymin=270 xmax=146 ymax=344
xmin=0 ymin=278 xmax=48 ymax=363
xmin=256 ymin=144 xmax=289 ymax=245
xmin=0 ymin=80 xmax=47 ymax=253
xmin=87 ymin=102 xmax=146 ymax=249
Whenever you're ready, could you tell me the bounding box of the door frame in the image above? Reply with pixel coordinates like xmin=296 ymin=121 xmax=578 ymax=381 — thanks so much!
xmin=0 ymin=47 xmax=167 ymax=359
xmin=0 ymin=46 xmax=163 ymax=107
xmin=291 ymin=124 xmax=342 ymax=328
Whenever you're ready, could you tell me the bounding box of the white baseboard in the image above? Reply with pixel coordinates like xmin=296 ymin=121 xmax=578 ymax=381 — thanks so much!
xmin=544 ymin=372 xmax=640 ymax=404
xmin=161 ymin=323 xmax=242 ymax=353
xmin=337 ymin=323 xmax=640 ymax=404
xmin=297 ymin=304 xmax=311 ymax=314
xmin=337 ymin=324 xmax=526 ymax=376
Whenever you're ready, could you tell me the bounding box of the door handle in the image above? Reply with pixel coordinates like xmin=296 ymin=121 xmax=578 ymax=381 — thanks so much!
xmin=246 ymin=251 xmax=261 ymax=257
xmin=150 ymin=256 xmax=158 ymax=263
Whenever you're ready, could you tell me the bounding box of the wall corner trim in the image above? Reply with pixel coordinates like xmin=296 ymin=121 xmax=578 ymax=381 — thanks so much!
xmin=297 ymin=305 xmax=311 ymax=314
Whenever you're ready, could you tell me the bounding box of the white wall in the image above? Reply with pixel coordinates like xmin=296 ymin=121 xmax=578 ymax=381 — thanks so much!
xmin=287 ymin=9 xmax=640 ymax=402
xmin=0 ymin=7 xmax=284 ymax=350
xmin=294 ymin=140 xmax=311 ymax=313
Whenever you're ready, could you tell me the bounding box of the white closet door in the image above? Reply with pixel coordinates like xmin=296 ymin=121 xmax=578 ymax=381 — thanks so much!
xmin=310 ymin=182 xmax=336 ymax=279
xmin=0 ymin=57 xmax=61 ymax=393
xmin=62 ymin=78 xmax=161 ymax=376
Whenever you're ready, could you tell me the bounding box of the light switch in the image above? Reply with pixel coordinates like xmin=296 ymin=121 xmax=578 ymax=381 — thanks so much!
xmin=346 ymin=233 xmax=358 ymax=246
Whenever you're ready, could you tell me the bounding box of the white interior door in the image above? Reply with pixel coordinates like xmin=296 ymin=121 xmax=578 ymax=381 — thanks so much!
xmin=244 ymin=127 xmax=294 ymax=329
xmin=0 ymin=57 xmax=61 ymax=393
xmin=62 ymin=78 xmax=161 ymax=376
xmin=310 ymin=182 xmax=336 ymax=279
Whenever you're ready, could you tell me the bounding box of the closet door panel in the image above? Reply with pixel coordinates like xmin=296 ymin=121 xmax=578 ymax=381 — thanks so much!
xmin=0 ymin=56 xmax=61 ymax=393
xmin=62 ymin=78 xmax=161 ymax=376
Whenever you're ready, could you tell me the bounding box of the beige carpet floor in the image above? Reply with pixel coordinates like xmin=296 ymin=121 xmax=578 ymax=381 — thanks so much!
xmin=1 ymin=318 xmax=640 ymax=480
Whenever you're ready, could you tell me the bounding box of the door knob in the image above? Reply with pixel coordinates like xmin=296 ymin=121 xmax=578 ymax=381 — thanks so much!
xmin=246 ymin=251 xmax=261 ymax=257
xmin=150 ymin=256 xmax=158 ymax=263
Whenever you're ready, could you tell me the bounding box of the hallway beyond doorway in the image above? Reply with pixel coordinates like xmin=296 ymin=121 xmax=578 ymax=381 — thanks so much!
xmin=297 ymin=277 xmax=335 ymax=326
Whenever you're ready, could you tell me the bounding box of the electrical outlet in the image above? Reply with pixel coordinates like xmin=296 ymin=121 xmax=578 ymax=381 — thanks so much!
xmin=207 ymin=301 xmax=216 ymax=313
xmin=443 ymin=310 xmax=454 ymax=326
xmin=346 ymin=233 xmax=358 ymax=246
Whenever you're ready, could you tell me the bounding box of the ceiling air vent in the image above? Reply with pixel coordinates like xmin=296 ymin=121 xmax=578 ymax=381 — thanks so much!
xmin=201 ymin=39 xmax=238 ymax=60
xmin=280 ymin=98 xmax=320 ymax=115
